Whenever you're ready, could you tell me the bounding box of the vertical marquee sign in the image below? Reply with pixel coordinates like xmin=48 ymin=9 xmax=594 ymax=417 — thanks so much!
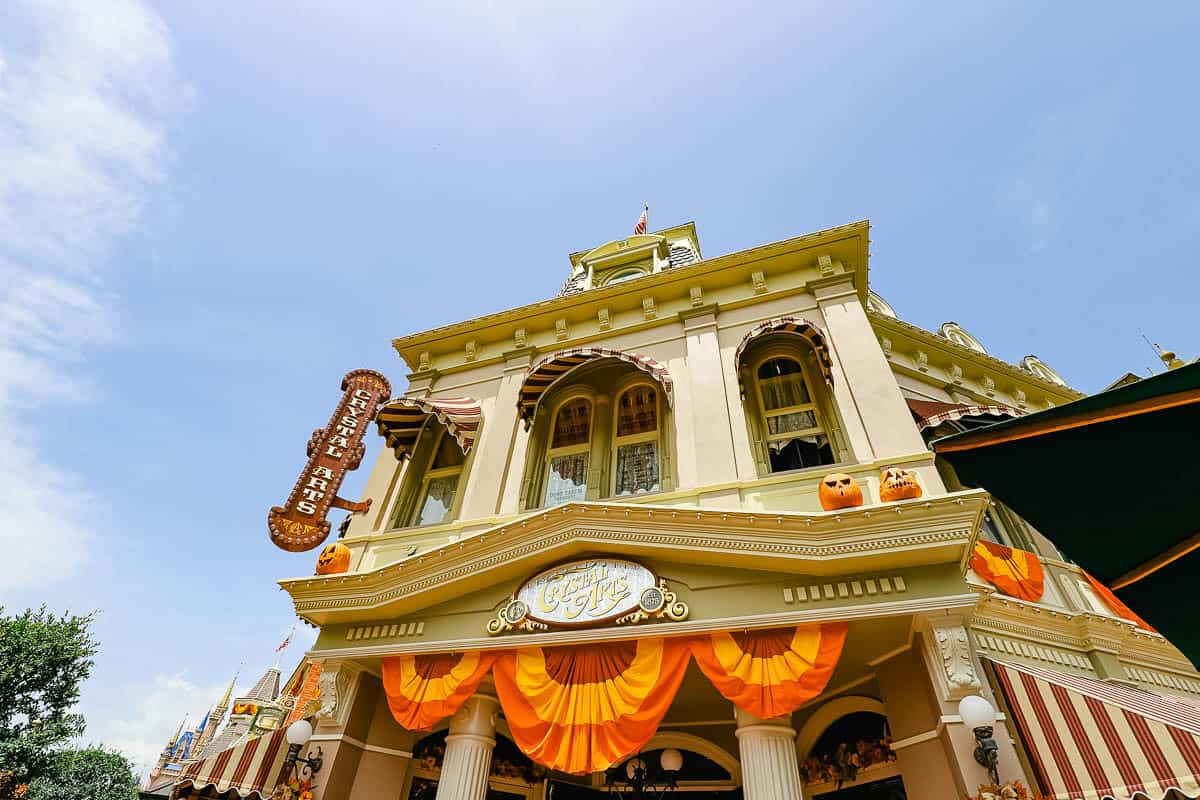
xmin=268 ymin=369 xmax=391 ymax=552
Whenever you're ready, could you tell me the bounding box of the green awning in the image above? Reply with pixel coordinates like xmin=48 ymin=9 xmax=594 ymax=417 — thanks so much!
xmin=933 ymin=362 xmax=1200 ymax=662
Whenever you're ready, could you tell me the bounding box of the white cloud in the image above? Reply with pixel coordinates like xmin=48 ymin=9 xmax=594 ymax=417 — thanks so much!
xmin=0 ymin=0 xmax=184 ymax=591
xmin=102 ymin=674 xmax=236 ymax=778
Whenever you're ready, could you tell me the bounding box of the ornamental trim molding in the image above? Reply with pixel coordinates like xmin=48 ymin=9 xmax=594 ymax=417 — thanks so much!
xmin=972 ymin=594 xmax=1196 ymax=676
xmin=281 ymin=494 xmax=987 ymax=625
xmin=311 ymin=593 xmax=979 ymax=660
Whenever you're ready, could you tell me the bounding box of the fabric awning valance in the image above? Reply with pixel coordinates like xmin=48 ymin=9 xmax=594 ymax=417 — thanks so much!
xmin=990 ymin=658 xmax=1200 ymax=799
xmin=906 ymin=397 xmax=1023 ymax=431
xmin=734 ymin=317 xmax=834 ymax=384
xmin=517 ymin=348 xmax=674 ymax=428
xmin=169 ymin=728 xmax=289 ymax=799
xmin=376 ymin=396 xmax=481 ymax=461
xmin=381 ymin=623 xmax=847 ymax=775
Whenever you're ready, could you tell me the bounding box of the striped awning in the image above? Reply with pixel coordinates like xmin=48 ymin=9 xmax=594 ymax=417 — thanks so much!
xmin=906 ymin=398 xmax=1023 ymax=431
xmin=517 ymin=348 xmax=674 ymax=428
xmin=734 ymin=317 xmax=834 ymax=384
xmin=376 ymin=396 xmax=481 ymax=461
xmin=990 ymin=658 xmax=1200 ymax=799
xmin=170 ymin=728 xmax=289 ymax=799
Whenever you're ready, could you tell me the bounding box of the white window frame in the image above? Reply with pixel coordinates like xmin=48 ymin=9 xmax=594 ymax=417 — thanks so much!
xmin=753 ymin=353 xmax=831 ymax=470
xmin=611 ymin=381 xmax=662 ymax=497
xmin=542 ymin=394 xmax=593 ymax=506
xmin=410 ymin=428 xmax=465 ymax=527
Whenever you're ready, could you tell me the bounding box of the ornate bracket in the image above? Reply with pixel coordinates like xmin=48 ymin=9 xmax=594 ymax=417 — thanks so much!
xmin=487 ymin=600 xmax=550 ymax=636
xmin=924 ymin=618 xmax=982 ymax=700
xmin=615 ymin=581 xmax=690 ymax=626
xmin=315 ymin=660 xmax=362 ymax=727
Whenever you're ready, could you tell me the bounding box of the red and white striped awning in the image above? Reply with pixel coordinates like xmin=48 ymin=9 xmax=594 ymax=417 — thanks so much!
xmin=517 ymin=348 xmax=674 ymax=428
xmin=734 ymin=317 xmax=834 ymax=384
xmin=906 ymin=398 xmax=1023 ymax=431
xmin=990 ymin=658 xmax=1200 ymax=799
xmin=170 ymin=728 xmax=289 ymax=799
xmin=376 ymin=396 xmax=481 ymax=461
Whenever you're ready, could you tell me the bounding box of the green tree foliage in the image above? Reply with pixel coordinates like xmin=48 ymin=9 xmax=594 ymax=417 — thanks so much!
xmin=24 ymin=748 xmax=138 ymax=800
xmin=0 ymin=607 xmax=99 ymax=794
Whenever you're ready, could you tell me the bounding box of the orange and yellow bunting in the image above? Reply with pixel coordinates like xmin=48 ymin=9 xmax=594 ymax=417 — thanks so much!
xmin=382 ymin=651 xmax=498 ymax=730
xmin=1082 ymin=571 xmax=1157 ymax=632
xmin=971 ymin=540 xmax=1044 ymax=601
xmin=492 ymin=638 xmax=691 ymax=775
xmin=689 ymin=623 xmax=848 ymax=719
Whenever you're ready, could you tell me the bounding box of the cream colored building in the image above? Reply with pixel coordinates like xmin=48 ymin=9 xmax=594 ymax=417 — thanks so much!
xmin=222 ymin=220 xmax=1199 ymax=800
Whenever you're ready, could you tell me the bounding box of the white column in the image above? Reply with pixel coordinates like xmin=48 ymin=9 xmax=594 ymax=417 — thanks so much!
xmin=434 ymin=695 xmax=498 ymax=800
xmin=735 ymin=707 xmax=805 ymax=800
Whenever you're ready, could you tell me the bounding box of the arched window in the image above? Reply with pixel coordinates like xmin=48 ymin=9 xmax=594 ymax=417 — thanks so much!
xmin=543 ymin=397 xmax=593 ymax=506
xmin=518 ymin=354 xmax=676 ymax=511
xmin=754 ymin=356 xmax=835 ymax=472
xmin=613 ymin=384 xmax=661 ymax=496
xmin=603 ymin=267 xmax=647 ymax=286
xmin=389 ymin=424 xmax=468 ymax=528
xmin=411 ymin=428 xmax=466 ymax=526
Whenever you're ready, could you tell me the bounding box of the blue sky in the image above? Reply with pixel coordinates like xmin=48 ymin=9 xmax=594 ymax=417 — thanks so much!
xmin=1 ymin=0 xmax=1197 ymax=773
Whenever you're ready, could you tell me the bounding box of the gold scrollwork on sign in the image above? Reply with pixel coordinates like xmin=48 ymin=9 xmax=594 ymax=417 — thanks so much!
xmin=615 ymin=581 xmax=689 ymax=626
xmin=487 ymin=599 xmax=550 ymax=636
xmin=486 ymin=558 xmax=690 ymax=635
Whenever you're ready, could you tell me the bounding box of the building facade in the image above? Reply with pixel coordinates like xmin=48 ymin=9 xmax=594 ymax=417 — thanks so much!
xmin=222 ymin=220 xmax=1198 ymax=800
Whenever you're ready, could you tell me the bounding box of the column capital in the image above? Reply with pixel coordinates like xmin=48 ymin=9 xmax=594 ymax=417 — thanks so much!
xmin=734 ymin=707 xmax=798 ymax=741
xmin=448 ymin=693 xmax=499 ymax=738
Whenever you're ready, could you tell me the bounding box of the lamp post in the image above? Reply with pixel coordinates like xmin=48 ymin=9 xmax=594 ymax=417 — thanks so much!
xmin=958 ymin=695 xmax=1000 ymax=784
xmin=284 ymin=719 xmax=324 ymax=779
xmin=605 ymin=750 xmax=683 ymax=800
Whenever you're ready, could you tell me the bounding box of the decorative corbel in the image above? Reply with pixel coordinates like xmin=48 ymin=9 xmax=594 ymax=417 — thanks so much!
xmin=921 ymin=615 xmax=983 ymax=700
xmin=316 ymin=660 xmax=363 ymax=727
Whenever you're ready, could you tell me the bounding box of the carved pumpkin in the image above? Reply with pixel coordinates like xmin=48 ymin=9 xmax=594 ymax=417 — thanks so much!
xmin=818 ymin=473 xmax=863 ymax=511
xmin=878 ymin=466 xmax=922 ymax=502
xmin=315 ymin=541 xmax=351 ymax=575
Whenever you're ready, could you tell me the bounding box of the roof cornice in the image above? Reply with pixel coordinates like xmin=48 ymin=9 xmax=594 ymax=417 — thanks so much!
xmin=390 ymin=220 xmax=870 ymax=372
xmin=869 ymin=311 xmax=1083 ymax=408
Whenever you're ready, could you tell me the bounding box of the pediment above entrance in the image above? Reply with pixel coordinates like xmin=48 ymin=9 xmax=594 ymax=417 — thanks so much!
xmin=282 ymin=492 xmax=987 ymax=630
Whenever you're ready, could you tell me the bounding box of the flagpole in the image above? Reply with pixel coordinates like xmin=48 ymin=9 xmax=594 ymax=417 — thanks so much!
xmin=274 ymin=622 xmax=296 ymax=670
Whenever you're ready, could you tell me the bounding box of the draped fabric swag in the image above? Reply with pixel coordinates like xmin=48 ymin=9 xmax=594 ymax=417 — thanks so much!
xmin=1082 ymin=570 xmax=1158 ymax=632
xmin=379 ymin=626 xmax=849 ymax=774
xmin=970 ymin=540 xmax=1045 ymax=601
xmin=492 ymin=638 xmax=692 ymax=775
xmin=689 ymin=623 xmax=848 ymax=719
xmin=381 ymin=651 xmax=498 ymax=730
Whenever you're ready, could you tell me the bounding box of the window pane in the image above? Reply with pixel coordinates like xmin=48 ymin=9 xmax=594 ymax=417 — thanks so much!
xmin=758 ymin=359 xmax=811 ymax=410
xmin=414 ymin=474 xmax=459 ymax=526
xmin=981 ymin=512 xmax=1006 ymax=545
xmin=767 ymin=434 xmax=834 ymax=473
xmin=545 ymin=453 xmax=589 ymax=505
xmin=766 ymin=409 xmax=818 ymax=436
xmin=431 ymin=431 xmax=465 ymax=469
xmin=615 ymin=441 xmax=660 ymax=496
xmin=617 ymin=386 xmax=658 ymax=436
xmin=551 ymin=399 xmax=591 ymax=448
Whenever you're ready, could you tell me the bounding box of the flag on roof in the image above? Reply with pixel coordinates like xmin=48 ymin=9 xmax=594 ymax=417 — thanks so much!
xmin=633 ymin=204 xmax=647 ymax=235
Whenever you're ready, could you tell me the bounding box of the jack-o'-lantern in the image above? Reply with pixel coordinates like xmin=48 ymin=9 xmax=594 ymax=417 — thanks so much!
xmin=315 ymin=541 xmax=351 ymax=575
xmin=879 ymin=466 xmax=922 ymax=502
xmin=818 ymin=473 xmax=863 ymax=511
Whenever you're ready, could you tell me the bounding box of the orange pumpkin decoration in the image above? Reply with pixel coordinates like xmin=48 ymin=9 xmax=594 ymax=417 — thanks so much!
xmin=818 ymin=473 xmax=863 ymax=511
xmin=878 ymin=467 xmax=922 ymax=502
xmin=315 ymin=541 xmax=351 ymax=575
